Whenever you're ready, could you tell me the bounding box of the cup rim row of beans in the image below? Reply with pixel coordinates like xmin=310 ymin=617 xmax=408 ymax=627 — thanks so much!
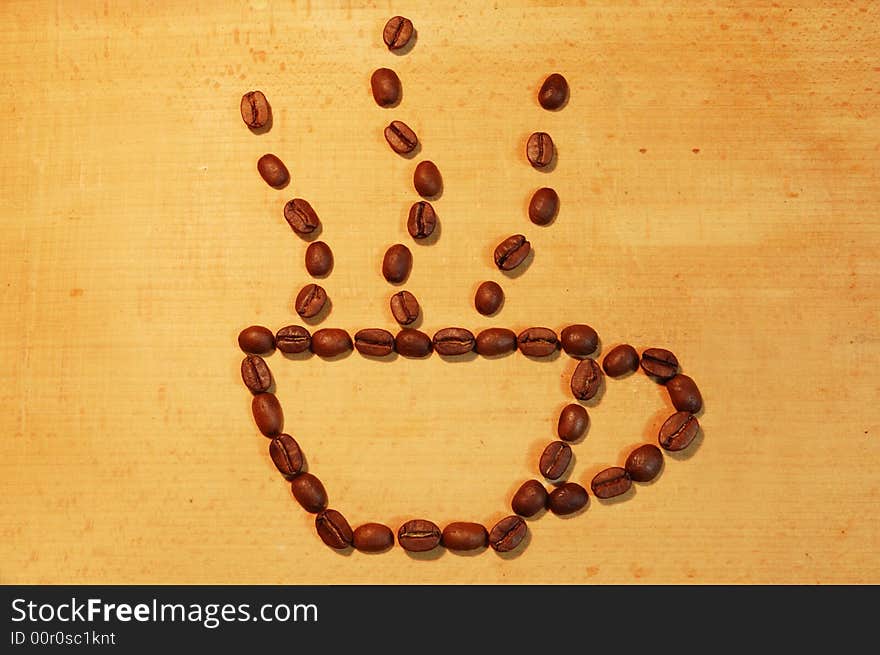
xmin=238 ymin=322 xmax=703 ymax=554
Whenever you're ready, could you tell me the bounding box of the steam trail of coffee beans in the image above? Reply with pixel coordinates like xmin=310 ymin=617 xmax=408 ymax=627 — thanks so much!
xmin=236 ymin=16 xmax=704 ymax=554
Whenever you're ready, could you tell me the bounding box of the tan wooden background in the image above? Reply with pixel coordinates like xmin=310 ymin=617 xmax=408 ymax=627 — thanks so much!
xmin=1 ymin=0 xmax=878 ymax=584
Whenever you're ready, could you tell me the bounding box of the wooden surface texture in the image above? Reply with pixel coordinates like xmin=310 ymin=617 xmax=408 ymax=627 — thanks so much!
xmin=1 ymin=0 xmax=878 ymax=583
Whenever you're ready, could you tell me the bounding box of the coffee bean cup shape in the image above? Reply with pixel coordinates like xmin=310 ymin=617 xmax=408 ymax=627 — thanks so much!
xmin=560 ymin=324 xmax=599 ymax=358
xmin=382 ymin=244 xmax=412 ymax=284
xmin=257 ymin=154 xmax=289 ymax=188
xmin=557 ymin=404 xmax=588 ymax=442
xmin=474 ymin=281 xmax=504 ymax=315
xmin=538 ymin=73 xmax=569 ymax=110
xmin=625 ymin=444 xmax=664 ymax=482
xmin=602 ymin=344 xmax=639 ymax=377
xmin=441 ymin=523 xmax=488 ymax=551
xmin=413 ymin=160 xmax=442 ymax=198
xmin=238 ymin=325 xmax=275 ymax=354
xmin=528 ymin=187 xmax=559 ymax=225
xmin=305 ymin=241 xmax=333 ymax=277
xmin=475 ymin=328 xmax=517 ymax=357
xmin=666 ymin=374 xmax=703 ymax=413
xmin=353 ymin=523 xmax=395 ymax=553
xmin=511 ymin=480 xmax=548 ymax=517
xmin=370 ymin=68 xmax=401 ymax=107
xmin=547 ymin=482 xmax=589 ymax=515
xmin=310 ymin=329 xmax=352 ymax=358
xmin=252 ymin=393 xmax=283 ymax=437
xmin=291 ymin=473 xmax=328 ymax=513
xmin=395 ymin=328 xmax=432 ymax=358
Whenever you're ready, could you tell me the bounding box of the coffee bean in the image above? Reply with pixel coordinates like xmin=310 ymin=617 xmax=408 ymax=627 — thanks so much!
xmin=395 ymin=328 xmax=432 ymax=358
xmin=354 ymin=328 xmax=395 ymax=357
xmin=475 ymin=328 xmax=517 ymax=356
xmin=658 ymin=411 xmax=700 ymax=452
xmin=275 ymin=325 xmax=311 ymax=354
xmin=570 ymin=358 xmax=603 ymax=401
xmin=517 ymin=327 xmax=559 ymax=357
xmin=295 ymin=283 xmax=327 ymax=318
xmin=353 ymin=523 xmax=394 ymax=553
xmin=539 ymin=441 xmax=572 ymax=480
xmin=240 ymin=90 xmax=271 ymax=129
xmin=413 ymin=160 xmax=442 ymax=197
xmin=511 ymin=480 xmax=548 ymax=517
xmin=548 ymin=482 xmax=589 ymax=515
xmin=641 ymin=347 xmax=679 ymax=381
xmin=370 ymin=68 xmax=401 ymax=107
xmin=252 ymin=392 xmax=283 ymax=437
xmin=441 ymin=522 xmax=488 ymax=551
xmin=290 ymin=473 xmax=328 ymax=513
xmin=557 ymin=403 xmax=589 ymax=442
xmin=385 ymin=120 xmax=419 ymax=155
xmin=494 ymin=234 xmax=531 ymax=271
xmin=238 ymin=325 xmax=275 ymax=354
xmin=305 ymin=241 xmax=333 ymax=277
xmin=310 ymin=328 xmax=352 ymax=358
xmin=526 ymin=132 xmax=554 ymax=168
xmin=283 ymin=198 xmax=321 ymax=236
xmin=528 ymin=187 xmax=559 ymax=225
xmin=241 ymin=354 xmax=272 ymax=393
xmin=666 ymin=374 xmax=703 ymax=413
xmin=383 ymin=15 xmax=414 ymax=50
xmin=474 ymin=281 xmax=504 ymax=315
xmin=488 ymin=515 xmax=527 ymax=553
xmin=397 ymin=519 xmax=442 ymax=552
xmin=407 ymin=201 xmax=436 ymax=239
xmin=432 ymin=327 xmax=475 ymax=356
xmin=315 ymin=509 xmax=353 ymax=550
xmin=625 ymin=444 xmax=663 ymax=482
xmin=382 ymin=244 xmax=412 ymax=284
xmin=538 ymin=73 xmax=569 ymax=110
xmin=257 ymin=154 xmax=289 ymax=188
xmin=602 ymin=344 xmax=639 ymax=377
xmin=269 ymin=434 xmax=304 ymax=479
xmin=389 ymin=290 xmax=420 ymax=325
xmin=591 ymin=467 xmax=632 ymax=499
xmin=560 ymin=324 xmax=599 ymax=358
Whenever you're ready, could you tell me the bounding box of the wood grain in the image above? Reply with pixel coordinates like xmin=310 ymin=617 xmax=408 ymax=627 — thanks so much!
xmin=1 ymin=0 xmax=878 ymax=584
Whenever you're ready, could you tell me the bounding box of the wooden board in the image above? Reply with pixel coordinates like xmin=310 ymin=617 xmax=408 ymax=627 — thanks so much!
xmin=1 ymin=0 xmax=878 ymax=584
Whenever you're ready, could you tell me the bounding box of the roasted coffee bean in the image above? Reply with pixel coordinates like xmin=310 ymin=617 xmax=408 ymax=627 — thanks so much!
xmin=238 ymin=325 xmax=275 ymax=354
xmin=269 ymin=434 xmax=304 ymax=479
xmin=353 ymin=523 xmax=395 ymax=553
xmin=252 ymin=393 xmax=283 ymax=437
xmin=548 ymin=482 xmax=589 ymax=515
xmin=370 ymin=68 xmax=401 ymax=107
xmin=528 ymin=187 xmax=559 ymax=225
xmin=389 ymin=290 xmax=420 ymax=325
xmin=625 ymin=444 xmax=664 ymax=482
xmin=385 ymin=120 xmax=419 ymax=155
xmin=382 ymin=244 xmax=412 ymax=284
xmin=538 ymin=73 xmax=569 ymax=110
xmin=407 ymin=201 xmax=436 ymax=239
xmin=295 ymin=283 xmax=327 ymax=318
xmin=241 ymin=354 xmax=272 ymax=393
xmin=383 ymin=15 xmax=414 ymax=50
xmin=275 ymin=325 xmax=311 ymax=354
xmin=441 ymin=522 xmax=488 ymax=551
xmin=283 ymin=198 xmax=321 ymax=236
xmin=641 ymin=347 xmax=679 ymax=381
xmin=354 ymin=328 xmax=395 ymax=357
xmin=526 ymin=132 xmax=554 ymax=168
xmin=395 ymin=328 xmax=432 ymax=358
xmin=557 ymin=403 xmax=589 ymax=442
xmin=666 ymin=374 xmax=703 ymax=413
xmin=240 ymin=90 xmax=271 ymax=128
xmin=432 ymin=327 xmax=475 ymax=356
xmin=517 ymin=327 xmax=559 ymax=357
xmin=474 ymin=281 xmax=504 ymax=315
xmin=397 ymin=519 xmax=442 ymax=552
xmin=413 ymin=160 xmax=442 ymax=197
xmin=658 ymin=411 xmax=700 ymax=452
xmin=511 ymin=480 xmax=548 ymax=517
xmin=560 ymin=324 xmax=599 ymax=358
xmin=305 ymin=241 xmax=333 ymax=277
xmin=603 ymin=344 xmax=640 ymax=377
xmin=257 ymin=154 xmax=289 ymax=188
xmin=570 ymin=358 xmax=603 ymax=401
xmin=290 ymin=473 xmax=328 ymax=513
xmin=591 ymin=467 xmax=632 ymax=499
xmin=315 ymin=509 xmax=353 ymax=550
xmin=475 ymin=328 xmax=517 ymax=356
xmin=488 ymin=515 xmax=527 ymax=553
xmin=539 ymin=441 xmax=573 ymax=480
xmin=494 ymin=234 xmax=531 ymax=271
xmin=310 ymin=328 xmax=352 ymax=358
